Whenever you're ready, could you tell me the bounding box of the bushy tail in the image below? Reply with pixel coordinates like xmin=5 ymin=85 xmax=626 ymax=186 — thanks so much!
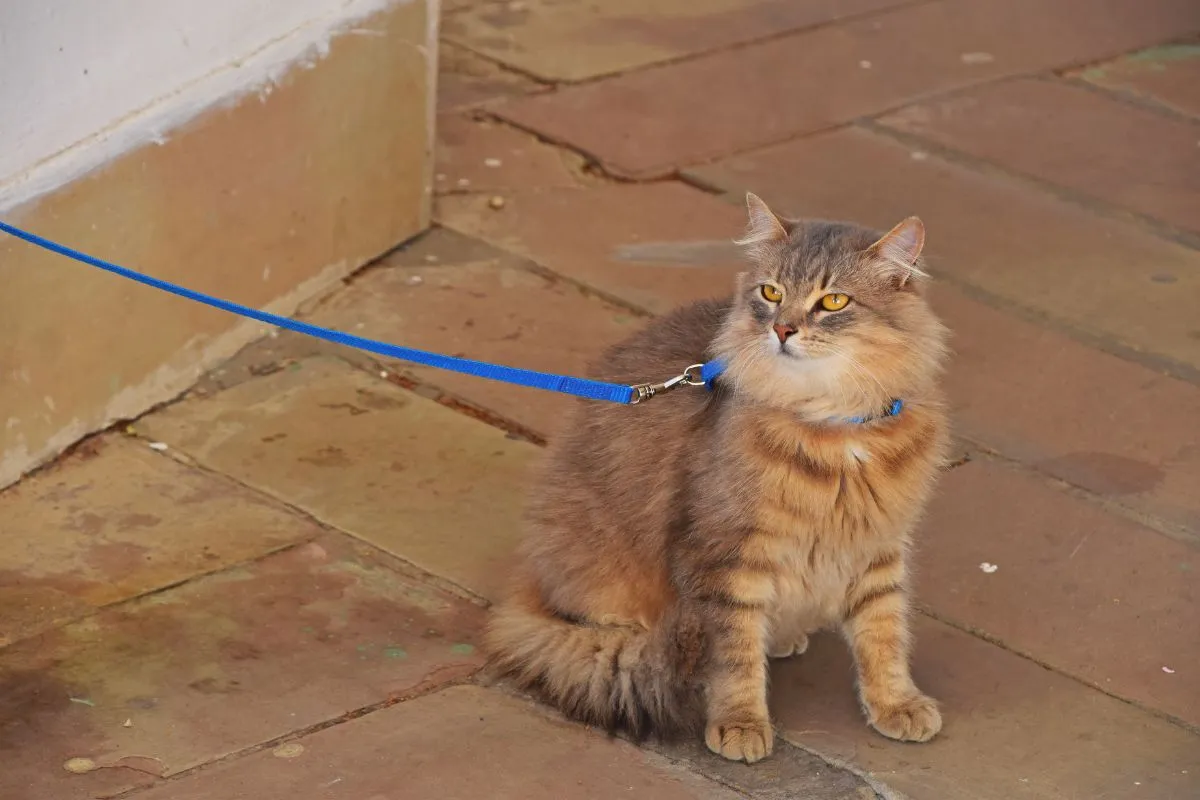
xmin=484 ymin=580 xmax=705 ymax=739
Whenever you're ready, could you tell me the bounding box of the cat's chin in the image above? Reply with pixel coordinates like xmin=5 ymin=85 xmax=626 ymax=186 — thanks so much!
xmin=776 ymin=348 xmax=828 ymax=365
xmin=773 ymin=350 xmax=839 ymax=381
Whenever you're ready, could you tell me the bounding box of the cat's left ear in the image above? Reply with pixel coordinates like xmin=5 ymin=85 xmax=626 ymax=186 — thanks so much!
xmin=868 ymin=216 xmax=928 ymax=287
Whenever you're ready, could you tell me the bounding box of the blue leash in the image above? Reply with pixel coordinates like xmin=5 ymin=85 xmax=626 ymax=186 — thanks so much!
xmin=0 ymin=220 xmax=723 ymax=405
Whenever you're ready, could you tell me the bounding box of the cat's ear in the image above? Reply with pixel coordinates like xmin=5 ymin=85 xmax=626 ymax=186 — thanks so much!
xmin=867 ymin=216 xmax=928 ymax=287
xmin=735 ymin=193 xmax=788 ymax=254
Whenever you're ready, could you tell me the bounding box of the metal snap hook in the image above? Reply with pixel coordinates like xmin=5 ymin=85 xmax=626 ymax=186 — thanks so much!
xmin=628 ymin=363 xmax=709 ymax=404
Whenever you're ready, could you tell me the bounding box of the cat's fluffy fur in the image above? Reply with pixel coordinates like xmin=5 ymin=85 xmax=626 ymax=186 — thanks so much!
xmin=485 ymin=194 xmax=950 ymax=763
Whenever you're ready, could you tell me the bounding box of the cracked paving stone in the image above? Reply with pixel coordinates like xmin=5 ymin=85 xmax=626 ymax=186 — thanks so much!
xmin=438 ymin=42 xmax=544 ymax=112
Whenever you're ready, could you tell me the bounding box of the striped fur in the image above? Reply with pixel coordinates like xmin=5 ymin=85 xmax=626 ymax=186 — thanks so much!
xmin=485 ymin=201 xmax=950 ymax=762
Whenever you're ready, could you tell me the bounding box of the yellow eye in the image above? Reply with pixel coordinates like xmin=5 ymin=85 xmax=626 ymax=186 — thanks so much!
xmin=760 ymin=284 xmax=783 ymax=303
xmin=819 ymin=293 xmax=851 ymax=311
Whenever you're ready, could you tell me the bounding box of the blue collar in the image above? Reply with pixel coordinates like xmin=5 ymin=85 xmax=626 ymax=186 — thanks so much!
xmin=844 ymin=399 xmax=904 ymax=425
xmin=702 ymin=360 xmax=904 ymax=425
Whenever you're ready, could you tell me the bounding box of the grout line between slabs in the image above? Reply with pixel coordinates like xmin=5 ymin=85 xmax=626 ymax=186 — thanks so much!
xmin=961 ymin=445 xmax=1198 ymax=548
xmin=915 ymin=606 xmax=1200 ymax=738
xmin=859 ymin=117 xmax=1200 ymax=254
xmin=0 ymin=538 xmax=312 ymax=656
xmin=126 ymin=427 xmax=494 ymax=608
xmin=928 ymin=269 xmax=1200 ymax=386
xmin=437 ymin=37 xmax=556 ymax=88
xmin=481 ymin=679 xmax=883 ymax=799
xmin=112 ymin=675 xmax=481 ymax=798
xmin=440 ymin=0 xmax=941 ymax=89
xmin=0 ymin=416 xmax=495 ymax=657
xmin=1046 ymin=71 xmax=1200 ymax=127
xmin=467 ymin=108 xmax=681 ymax=185
xmin=482 ymin=68 xmax=1101 ymax=183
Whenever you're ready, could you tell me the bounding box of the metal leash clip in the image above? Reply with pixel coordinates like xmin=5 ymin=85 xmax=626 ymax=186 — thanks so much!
xmin=628 ymin=363 xmax=708 ymax=404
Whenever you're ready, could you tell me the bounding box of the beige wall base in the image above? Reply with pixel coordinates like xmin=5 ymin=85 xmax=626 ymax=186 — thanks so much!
xmin=0 ymin=0 xmax=434 ymax=490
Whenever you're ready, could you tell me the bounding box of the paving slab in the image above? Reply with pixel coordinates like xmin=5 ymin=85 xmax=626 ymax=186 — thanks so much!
xmin=139 ymin=357 xmax=534 ymax=601
xmin=919 ymin=460 xmax=1199 ymax=726
xmin=0 ymin=435 xmax=321 ymax=647
xmin=771 ymin=618 xmax=1200 ymax=800
xmin=435 ymin=114 xmax=582 ymax=196
xmin=437 ymin=182 xmax=746 ymax=314
xmin=128 ymin=686 xmax=747 ymax=800
xmin=0 ymin=536 xmax=484 ymax=800
xmin=438 ymin=42 xmax=545 ymax=112
xmin=687 ymin=125 xmax=1200 ymax=375
xmin=930 ymin=282 xmax=1200 ymax=536
xmin=878 ymin=78 xmax=1200 ymax=234
xmin=1074 ymin=40 xmax=1200 ymax=118
xmin=497 ymin=0 xmax=1200 ymax=177
xmin=442 ymin=0 xmax=912 ymax=82
xmin=307 ymin=229 xmax=640 ymax=440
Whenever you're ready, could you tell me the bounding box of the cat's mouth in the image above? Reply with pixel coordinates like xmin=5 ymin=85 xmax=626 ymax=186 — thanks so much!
xmin=765 ymin=332 xmax=828 ymax=362
xmin=775 ymin=338 xmax=836 ymax=365
xmin=777 ymin=339 xmax=809 ymax=359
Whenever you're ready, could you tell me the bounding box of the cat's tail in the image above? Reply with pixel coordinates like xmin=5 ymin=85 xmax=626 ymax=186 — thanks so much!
xmin=484 ymin=578 xmax=706 ymax=739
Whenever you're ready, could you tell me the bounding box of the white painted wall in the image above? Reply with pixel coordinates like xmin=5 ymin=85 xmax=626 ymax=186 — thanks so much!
xmin=0 ymin=0 xmax=409 ymax=211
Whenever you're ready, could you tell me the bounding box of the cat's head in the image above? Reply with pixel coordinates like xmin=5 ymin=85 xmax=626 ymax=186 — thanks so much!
xmin=713 ymin=193 xmax=948 ymax=419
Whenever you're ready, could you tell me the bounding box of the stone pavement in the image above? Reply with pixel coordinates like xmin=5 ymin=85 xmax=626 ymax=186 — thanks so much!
xmin=3 ymin=1 xmax=1199 ymax=798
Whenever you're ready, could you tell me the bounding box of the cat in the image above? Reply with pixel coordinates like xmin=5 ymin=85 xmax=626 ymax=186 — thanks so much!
xmin=485 ymin=193 xmax=950 ymax=763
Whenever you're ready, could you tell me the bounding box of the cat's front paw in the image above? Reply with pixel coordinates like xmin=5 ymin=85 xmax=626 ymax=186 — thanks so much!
xmin=705 ymin=717 xmax=774 ymax=763
xmin=866 ymin=693 xmax=942 ymax=742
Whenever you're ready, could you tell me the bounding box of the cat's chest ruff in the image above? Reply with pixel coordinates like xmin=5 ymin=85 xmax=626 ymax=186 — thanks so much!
xmin=751 ymin=424 xmax=881 ymax=497
xmin=740 ymin=411 xmax=934 ymax=537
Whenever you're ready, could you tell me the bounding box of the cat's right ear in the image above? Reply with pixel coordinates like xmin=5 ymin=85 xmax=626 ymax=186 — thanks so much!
xmin=735 ymin=193 xmax=788 ymax=255
xmin=867 ymin=216 xmax=929 ymax=287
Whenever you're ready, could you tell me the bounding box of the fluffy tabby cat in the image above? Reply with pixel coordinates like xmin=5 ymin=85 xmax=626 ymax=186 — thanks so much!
xmin=485 ymin=194 xmax=950 ymax=763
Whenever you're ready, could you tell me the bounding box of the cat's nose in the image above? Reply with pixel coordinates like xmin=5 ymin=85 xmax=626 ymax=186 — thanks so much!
xmin=773 ymin=323 xmax=797 ymax=343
